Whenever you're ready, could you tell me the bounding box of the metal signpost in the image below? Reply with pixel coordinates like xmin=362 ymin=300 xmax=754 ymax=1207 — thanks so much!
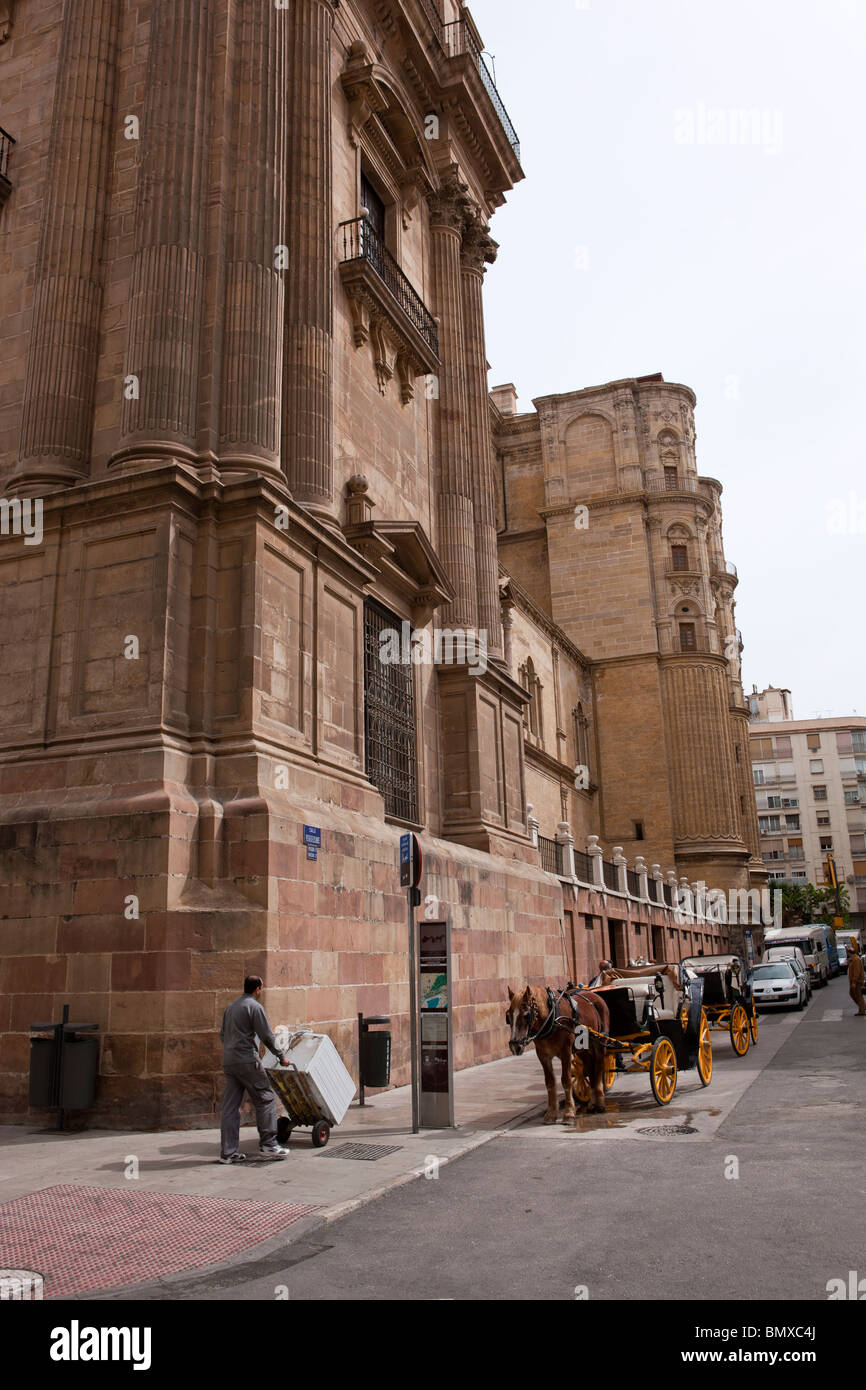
xmin=400 ymin=832 xmax=422 ymax=1133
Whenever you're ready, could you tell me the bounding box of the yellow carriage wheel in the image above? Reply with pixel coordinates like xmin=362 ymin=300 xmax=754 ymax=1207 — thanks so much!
xmin=650 ymin=1036 xmax=678 ymax=1106
xmin=697 ymin=1009 xmax=713 ymax=1087
xmin=729 ymin=1002 xmax=750 ymax=1056
xmin=603 ymin=1052 xmax=617 ymax=1091
xmin=571 ymin=1057 xmax=591 ymax=1106
xmin=749 ymin=1003 xmax=759 ymax=1046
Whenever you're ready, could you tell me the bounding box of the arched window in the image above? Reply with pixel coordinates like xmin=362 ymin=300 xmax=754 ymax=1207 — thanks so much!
xmin=519 ymin=658 xmax=544 ymax=743
xmin=573 ymin=702 xmax=591 ymax=781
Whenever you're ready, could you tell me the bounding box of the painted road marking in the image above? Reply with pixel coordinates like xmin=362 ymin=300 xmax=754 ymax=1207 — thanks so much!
xmin=822 ymin=1009 xmax=843 ymax=1022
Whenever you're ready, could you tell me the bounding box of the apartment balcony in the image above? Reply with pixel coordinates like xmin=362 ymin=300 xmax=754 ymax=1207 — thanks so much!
xmin=442 ymin=20 xmax=521 ymax=160
xmin=0 ymin=127 xmax=14 ymax=210
xmin=647 ymin=474 xmax=703 ymax=495
xmin=712 ymin=559 xmax=739 ymax=585
xmin=338 ymin=217 xmax=440 ymax=401
xmin=415 ymin=2 xmax=521 ymax=164
xmin=664 ymin=563 xmax=704 ymax=578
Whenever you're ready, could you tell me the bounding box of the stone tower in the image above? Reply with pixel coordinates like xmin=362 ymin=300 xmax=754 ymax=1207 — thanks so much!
xmin=496 ymin=374 xmax=766 ymax=900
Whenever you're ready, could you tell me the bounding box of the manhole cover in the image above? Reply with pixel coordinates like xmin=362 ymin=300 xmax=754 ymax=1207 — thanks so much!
xmin=319 ymin=1143 xmax=403 ymax=1162
xmin=637 ymin=1125 xmax=698 ymax=1137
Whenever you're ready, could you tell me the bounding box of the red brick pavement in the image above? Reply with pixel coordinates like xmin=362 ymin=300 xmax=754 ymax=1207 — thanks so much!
xmin=0 ymin=1184 xmax=320 ymax=1298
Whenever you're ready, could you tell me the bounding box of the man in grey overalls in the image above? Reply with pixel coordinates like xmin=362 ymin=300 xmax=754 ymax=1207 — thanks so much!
xmin=219 ymin=976 xmax=289 ymax=1163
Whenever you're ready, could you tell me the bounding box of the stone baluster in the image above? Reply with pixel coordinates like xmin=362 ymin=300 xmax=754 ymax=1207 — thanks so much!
xmin=556 ymin=821 xmax=576 ymax=880
xmin=11 ymin=0 xmax=120 ymax=495
xmin=587 ymin=834 xmax=605 ymax=890
xmin=527 ymin=803 xmax=539 ymax=848
xmin=634 ymin=855 xmax=649 ymax=901
xmin=613 ymin=846 xmax=628 ymax=895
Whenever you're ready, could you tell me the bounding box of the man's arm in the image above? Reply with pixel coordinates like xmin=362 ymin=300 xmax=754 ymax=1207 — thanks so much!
xmin=251 ymin=1000 xmax=282 ymax=1059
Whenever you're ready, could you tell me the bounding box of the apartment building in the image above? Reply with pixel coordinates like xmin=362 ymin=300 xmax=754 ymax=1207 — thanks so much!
xmin=748 ymin=686 xmax=866 ymax=931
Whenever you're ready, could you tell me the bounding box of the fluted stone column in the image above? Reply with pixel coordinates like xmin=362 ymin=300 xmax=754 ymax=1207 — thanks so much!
xmin=461 ymin=219 xmax=503 ymax=658
xmin=428 ymin=174 xmax=477 ymax=631
xmin=10 ymin=0 xmax=119 ymax=496
xmin=282 ymin=0 xmax=336 ymax=516
xmin=111 ymin=0 xmax=213 ymax=471
xmin=219 ymin=0 xmax=289 ymax=479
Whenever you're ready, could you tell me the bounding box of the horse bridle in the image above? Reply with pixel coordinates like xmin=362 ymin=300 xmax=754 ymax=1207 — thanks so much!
xmin=518 ymin=986 xmax=591 ymax=1049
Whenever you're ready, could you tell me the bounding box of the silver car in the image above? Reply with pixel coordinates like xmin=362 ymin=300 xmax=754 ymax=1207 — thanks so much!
xmin=751 ymin=960 xmax=807 ymax=1010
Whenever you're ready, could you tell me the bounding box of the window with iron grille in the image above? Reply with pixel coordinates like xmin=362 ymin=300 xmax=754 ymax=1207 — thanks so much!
xmin=363 ymin=600 xmax=418 ymax=823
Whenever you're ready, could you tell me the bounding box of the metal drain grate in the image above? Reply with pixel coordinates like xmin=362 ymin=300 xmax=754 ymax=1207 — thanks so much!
xmin=638 ymin=1125 xmax=698 ymax=1137
xmin=319 ymin=1143 xmax=403 ymax=1162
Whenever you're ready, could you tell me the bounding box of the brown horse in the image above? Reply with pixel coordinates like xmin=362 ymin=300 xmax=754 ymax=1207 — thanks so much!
xmin=506 ymin=983 xmax=611 ymax=1122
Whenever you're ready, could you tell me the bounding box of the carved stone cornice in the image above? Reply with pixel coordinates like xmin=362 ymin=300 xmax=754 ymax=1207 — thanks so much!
xmin=461 ymin=221 xmax=498 ymax=275
xmin=427 ymin=166 xmax=473 ymax=233
xmin=340 ymin=42 xmax=389 ymax=147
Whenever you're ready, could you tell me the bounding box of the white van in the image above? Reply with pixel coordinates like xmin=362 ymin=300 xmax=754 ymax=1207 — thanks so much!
xmin=762 ymin=944 xmax=808 ymax=973
xmin=762 ymin=927 xmax=830 ymax=987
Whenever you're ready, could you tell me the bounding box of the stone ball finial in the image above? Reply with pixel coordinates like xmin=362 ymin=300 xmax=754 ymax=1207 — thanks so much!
xmin=347 ymin=474 xmax=369 ymax=495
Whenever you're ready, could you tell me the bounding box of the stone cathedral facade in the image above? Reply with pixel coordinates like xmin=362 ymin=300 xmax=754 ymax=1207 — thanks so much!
xmin=0 ymin=0 xmax=764 ymax=1128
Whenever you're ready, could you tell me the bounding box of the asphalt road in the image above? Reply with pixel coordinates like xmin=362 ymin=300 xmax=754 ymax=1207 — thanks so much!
xmin=105 ymin=974 xmax=866 ymax=1302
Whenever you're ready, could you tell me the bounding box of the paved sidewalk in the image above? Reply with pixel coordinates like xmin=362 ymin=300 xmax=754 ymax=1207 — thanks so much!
xmin=0 ymin=1054 xmax=544 ymax=1214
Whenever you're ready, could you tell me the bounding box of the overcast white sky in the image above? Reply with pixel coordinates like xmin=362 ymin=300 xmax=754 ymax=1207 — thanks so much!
xmin=470 ymin=0 xmax=865 ymax=719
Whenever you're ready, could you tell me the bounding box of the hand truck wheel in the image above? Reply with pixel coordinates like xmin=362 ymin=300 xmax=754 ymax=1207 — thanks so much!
xmin=277 ymin=1116 xmax=292 ymax=1146
xmin=311 ymin=1119 xmax=330 ymax=1148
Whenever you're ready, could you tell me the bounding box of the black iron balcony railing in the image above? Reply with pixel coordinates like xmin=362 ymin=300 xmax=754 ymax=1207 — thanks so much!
xmin=0 ymin=126 xmax=15 ymax=183
xmin=602 ymin=859 xmax=619 ymax=891
xmin=648 ymin=878 xmax=662 ymax=904
xmin=574 ymin=849 xmax=594 ymax=883
xmin=443 ymin=20 xmax=521 ymax=160
xmin=627 ymin=868 xmax=642 ymax=898
xmin=538 ymin=834 xmax=565 ymax=876
xmin=339 ymin=217 xmax=439 ymax=359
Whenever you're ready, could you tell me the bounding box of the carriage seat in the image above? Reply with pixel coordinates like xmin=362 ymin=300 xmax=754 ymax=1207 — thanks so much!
xmin=623 ymin=973 xmax=680 ymax=1020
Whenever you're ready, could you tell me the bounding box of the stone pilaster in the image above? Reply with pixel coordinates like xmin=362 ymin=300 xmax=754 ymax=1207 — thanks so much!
xmin=282 ymin=0 xmax=336 ymax=516
xmin=461 ymin=218 xmax=503 ymax=657
xmin=111 ymin=0 xmax=213 ymax=471
xmin=428 ymin=172 xmax=477 ymax=630
xmin=10 ymin=0 xmax=119 ymax=496
xmin=219 ymin=0 xmax=289 ymax=479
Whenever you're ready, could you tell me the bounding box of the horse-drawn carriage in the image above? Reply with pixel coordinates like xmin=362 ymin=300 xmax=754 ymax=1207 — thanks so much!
xmin=578 ymin=964 xmax=714 ymax=1106
xmin=507 ymin=961 xmax=713 ymax=1120
xmin=678 ymin=953 xmax=757 ymax=1056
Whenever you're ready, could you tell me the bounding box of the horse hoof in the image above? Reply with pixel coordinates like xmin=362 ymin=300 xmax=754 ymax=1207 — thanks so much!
xmin=561 ymin=1111 xmax=576 ymax=1125
xmin=542 ymin=1112 xmax=557 ymax=1125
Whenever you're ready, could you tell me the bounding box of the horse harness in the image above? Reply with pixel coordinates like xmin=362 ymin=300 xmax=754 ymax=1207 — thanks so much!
xmin=524 ymin=984 xmax=604 ymax=1051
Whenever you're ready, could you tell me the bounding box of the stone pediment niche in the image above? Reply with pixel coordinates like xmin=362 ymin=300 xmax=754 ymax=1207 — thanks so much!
xmin=666 ymin=522 xmax=692 ymax=541
xmin=343 ymin=476 xmax=455 ymax=621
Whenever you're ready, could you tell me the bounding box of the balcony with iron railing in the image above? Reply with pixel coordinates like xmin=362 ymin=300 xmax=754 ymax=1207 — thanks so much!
xmin=538 ymin=834 xmax=565 ymax=877
xmin=338 ymin=217 xmax=440 ymax=397
xmin=415 ymin=2 xmax=521 ymax=161
xmin=0 ymin=127 xmax=15 ymax=209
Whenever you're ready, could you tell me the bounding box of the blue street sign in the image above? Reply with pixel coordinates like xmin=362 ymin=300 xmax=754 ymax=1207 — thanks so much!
xmin=306 ymin=846 xmax=318 ymax=861
xmin=304 ymin=825 xmax=321 ymax=847
xmin=400 ymin=833 xmax=411 ymax=864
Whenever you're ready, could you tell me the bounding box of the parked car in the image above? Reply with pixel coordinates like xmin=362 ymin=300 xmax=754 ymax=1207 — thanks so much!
xmin=787 ymin=956 xmax=812 ymax=1002
xmin=762 ymin=944 xmax=808 ymax=978
xmin=751 ymin=960 xmax=808 ymax=1010
xmin=838 ymin=945 xmax=850 ymax=973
